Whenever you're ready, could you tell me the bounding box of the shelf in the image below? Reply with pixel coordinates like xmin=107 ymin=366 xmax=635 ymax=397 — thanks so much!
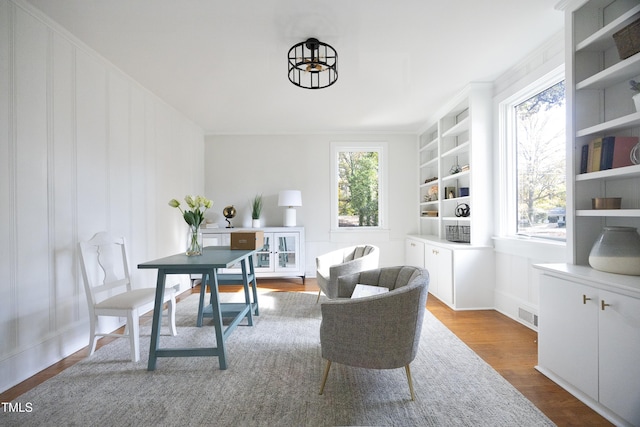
xmin=576 ymin=52 xmax=640 ymax=90
xmin=442 ymin=117 xmax=470 ymax=138
xmin=576 ymin=112 xmax=640 ymax=137
xmin=576 ymin=164 xmax=640 ymax=181
xmin=441 ymin=170 xmax=470 ymax=183
xmin=576 ymin=209 xmax=640 ymax=217
xmin=443 ymin=196 xmax=470 ymax=203
xmin=441 ymin=141 xmax=470 ymax=158
xmin=576 ymin=5 xmax=640 ymax=52
xmin=420 ymin=200 xmax=438 ymax=206
xmin=420 ymin=157 xmax=438 ymax=168
xmin=419 ymin=138 xmax=438 ymax=152
xmin=441 ymin=216 xmax=471 ymax=222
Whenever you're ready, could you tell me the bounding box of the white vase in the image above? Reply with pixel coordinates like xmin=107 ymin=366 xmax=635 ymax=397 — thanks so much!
xmin=633 ymin=93 xmax=640 ymax=112
xmin=252 ymin=219 xmax=261 ymax=228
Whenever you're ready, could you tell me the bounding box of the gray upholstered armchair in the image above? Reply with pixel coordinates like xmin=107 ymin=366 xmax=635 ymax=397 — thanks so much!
xmin=318 ymin=266 xmax=430 ymax=400
xmin=315 ymin=245 xmax=379 ymax=301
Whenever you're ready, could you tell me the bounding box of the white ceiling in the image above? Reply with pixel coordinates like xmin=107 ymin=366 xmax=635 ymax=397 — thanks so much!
xmin=25 ymin=0 xmax=564 ymax=135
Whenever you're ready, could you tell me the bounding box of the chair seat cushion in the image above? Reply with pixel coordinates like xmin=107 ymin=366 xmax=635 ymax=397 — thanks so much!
xmin=95 ymin=288 xmax=169 ymax=310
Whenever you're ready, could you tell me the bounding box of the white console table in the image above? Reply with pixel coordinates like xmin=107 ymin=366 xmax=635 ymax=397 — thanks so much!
xmin=200 ymin=227 xmax=305 ymax=282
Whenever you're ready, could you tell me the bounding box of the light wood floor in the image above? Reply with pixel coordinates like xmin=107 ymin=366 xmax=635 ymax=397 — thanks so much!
xmin=0 ymin=278 xmax=610 ymax=426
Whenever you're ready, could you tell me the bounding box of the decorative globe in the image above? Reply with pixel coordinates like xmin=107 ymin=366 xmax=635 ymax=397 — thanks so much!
xmin=223 ymin=205 xmax=236 ymax=219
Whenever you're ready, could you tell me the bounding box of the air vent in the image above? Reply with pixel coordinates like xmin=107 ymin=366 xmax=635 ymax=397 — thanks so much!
xmin=518 ymin=307 xmax=538 ymax=327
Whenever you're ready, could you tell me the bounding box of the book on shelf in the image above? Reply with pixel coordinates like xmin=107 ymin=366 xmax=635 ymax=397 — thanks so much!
xmin=581 ymin=136 xmax=639 ymax=173
xmin=587 ymin=137 xmax=602 ymax=173
xmin=580 ymin=144 xmax=589 ymax=174
xmin=599 ymin=136 xmax=639 ymax=170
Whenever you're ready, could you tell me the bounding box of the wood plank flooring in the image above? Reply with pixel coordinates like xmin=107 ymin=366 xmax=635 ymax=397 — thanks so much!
xmin=0 ymin=278 xmax=611 ymax=426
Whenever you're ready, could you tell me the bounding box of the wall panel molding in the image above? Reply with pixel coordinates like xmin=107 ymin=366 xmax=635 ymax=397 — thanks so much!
xmin=1 ymin=0 xmax=205 ymax=393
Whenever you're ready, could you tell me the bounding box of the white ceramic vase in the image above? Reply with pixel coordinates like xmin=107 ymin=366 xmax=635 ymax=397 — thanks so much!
xmin=252 ymin=219 xmax=261 ymax=228
xmin=588 ymin=226 xmax=640 ymax=275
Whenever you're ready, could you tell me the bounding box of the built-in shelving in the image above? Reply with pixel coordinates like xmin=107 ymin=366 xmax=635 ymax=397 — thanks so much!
xmin=416 ymin=83 xmax=492 ymax=246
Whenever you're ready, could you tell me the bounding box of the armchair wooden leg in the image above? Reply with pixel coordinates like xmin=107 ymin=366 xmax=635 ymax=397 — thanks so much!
xmin=405 ymin=364 xmax=415 ymax=401
xmin=316 ymin=289 xmax=322 ymax=304
xmin=319 ymin=360 xmax=332 ymax=395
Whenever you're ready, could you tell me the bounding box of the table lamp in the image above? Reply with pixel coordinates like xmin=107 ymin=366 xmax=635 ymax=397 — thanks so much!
xmin=278 ymin=190 xmax=302 ymax=227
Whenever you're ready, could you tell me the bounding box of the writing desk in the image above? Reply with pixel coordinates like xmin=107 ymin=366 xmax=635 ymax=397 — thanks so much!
xmin=138 ymin=246 xmax=258 ymax=370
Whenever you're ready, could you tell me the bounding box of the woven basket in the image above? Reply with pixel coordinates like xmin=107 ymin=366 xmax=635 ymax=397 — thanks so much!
xmin=445 ymin=225 xmax=470 ymax=243
xmin=613 ymin=18 xmax=640 ymax=60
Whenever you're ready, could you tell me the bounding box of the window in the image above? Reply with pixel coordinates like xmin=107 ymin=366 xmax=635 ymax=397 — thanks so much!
xmin=499 ymin=69 xmax=566 ymax=241
xmin=331 ymin=142 xmax=386 ymax=230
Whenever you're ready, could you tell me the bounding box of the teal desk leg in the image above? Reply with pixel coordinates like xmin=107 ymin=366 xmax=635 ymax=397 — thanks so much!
xmin=208 ymin=268 xmax=227 ymax=370
xmin=248 ymin=254 xmax=259 ymax=315
xmin=196 ymin=272 xmax=208 ymax=327
xmin=240 ymin=259 xmax=254 ymax=326
xmin=147 ymin=269 xmax=167 ymax=371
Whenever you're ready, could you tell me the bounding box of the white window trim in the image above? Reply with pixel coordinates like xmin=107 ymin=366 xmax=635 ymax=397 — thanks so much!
xmin=497 ymin=65 xmax=565 ymax=240
xmin=330 ymin=141 xmax=388 ymax=233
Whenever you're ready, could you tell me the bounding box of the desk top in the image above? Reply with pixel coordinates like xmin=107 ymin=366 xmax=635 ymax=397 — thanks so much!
xmin=138 ymin=246 xmax=256 ymax=270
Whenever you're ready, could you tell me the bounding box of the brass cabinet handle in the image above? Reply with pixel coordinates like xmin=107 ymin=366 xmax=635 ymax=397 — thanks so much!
xmin=582 ymin=295 xmax=592 ymax=305
xmin=601 ymin=300 xmax=611 ymax=311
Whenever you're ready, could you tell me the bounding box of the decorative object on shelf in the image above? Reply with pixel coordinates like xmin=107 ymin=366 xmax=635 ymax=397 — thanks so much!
xmin=445 ymin=186 xmax=457 ymax=199
xmin=424 ymin=176 xmax=438 ymax=184
xmin=449 ymin=164 xmax=462 ymax=175
xmin=629 ymin=80 xmax=640 ymax=112
xmin=223 ymin=205 xmax=236 ymax=228
xmin=455 ymin=203 xmax=470 ymax=218
xmin=426 ymin=184 xmax=438 ymax=201
xmin=421 ymin=210 xmax=438 ymax=217
xmin=588 ymin=226 xmax=640 ymax=276
xmin=631 ymin=141 xmax=640 ymax=165
xmin=251 ymin=194 xmax=263 ymax=228
xmin=287 ymin=38 xmax=338 ymax=89
xmin=613 ymin=18 xmax=640 ymax=59
xmin=168 ymin=195 xmax=213 ymax=256
xmin=459 ymin=187 xmax=469 ymax=197
xmin=591 ymin=197 xmax=621 ymax=210
xmin=278 ymin=190 xmax=302 ymax=227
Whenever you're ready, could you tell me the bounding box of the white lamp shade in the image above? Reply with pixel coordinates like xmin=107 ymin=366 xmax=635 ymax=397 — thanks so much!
xmin=278 ymin=190 xmax=302 ymax=207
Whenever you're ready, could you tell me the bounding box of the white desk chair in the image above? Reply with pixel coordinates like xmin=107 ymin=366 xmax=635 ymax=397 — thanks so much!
xmin=78 ymin=232 xmax=177 ymax=362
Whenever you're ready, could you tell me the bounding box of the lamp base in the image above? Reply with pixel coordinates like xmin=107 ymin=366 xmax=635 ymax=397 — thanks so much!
xmin=283 ymin=208 xmax=297 ymax=227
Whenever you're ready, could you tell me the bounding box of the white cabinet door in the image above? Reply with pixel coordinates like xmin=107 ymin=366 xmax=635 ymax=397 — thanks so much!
xmin=405 ymin=238 xmax=425 ymax=268
xmin=424 ymin=244 xmax=453 ymax=306
xmin=598 ymin=290 xmax=640 ymax=426
xmin=539 ymin=276 xmax=598 ymax=400
xmin=273 ymin=232 xmax=300 ymax=274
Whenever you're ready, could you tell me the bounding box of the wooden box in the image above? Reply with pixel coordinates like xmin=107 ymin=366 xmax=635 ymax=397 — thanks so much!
xmin=230 ymin=231 xmax=264 ymax=250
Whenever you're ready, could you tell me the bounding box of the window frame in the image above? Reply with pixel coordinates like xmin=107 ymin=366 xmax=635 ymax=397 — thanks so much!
xmin=330 ymin=141 xmax=387 ymax=232
xmin=497 ymin=65 xmax=566 ymax=240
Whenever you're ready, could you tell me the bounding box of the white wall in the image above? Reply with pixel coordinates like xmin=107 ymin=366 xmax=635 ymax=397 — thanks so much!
xmin=491 ymin=31 xmax=566 ymax=328
xmin=205 ymin=134 xmax=418 ymax=276
xmin=0 ymin=0 xmax=205 ymax=393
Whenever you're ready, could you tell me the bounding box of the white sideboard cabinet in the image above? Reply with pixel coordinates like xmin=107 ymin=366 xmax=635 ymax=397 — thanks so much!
xmin=201 ymin=227 xmax=305 ymax=281
xmin=405 ymin=235 xmax=494 ymax=310
xmin=536 ymin=264 xmax=640 ymax=426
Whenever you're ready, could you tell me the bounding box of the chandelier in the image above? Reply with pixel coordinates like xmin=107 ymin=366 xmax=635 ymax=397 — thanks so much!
xmin=287 ymin=38 xmax=338 ymax=89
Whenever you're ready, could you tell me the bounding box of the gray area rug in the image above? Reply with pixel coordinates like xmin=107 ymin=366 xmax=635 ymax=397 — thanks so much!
xmin=5 ymin=290 xmax=554 ymax=426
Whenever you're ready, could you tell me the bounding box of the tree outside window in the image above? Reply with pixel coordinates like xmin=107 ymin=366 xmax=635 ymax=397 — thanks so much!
xmin=337 ymin=151 xmax=379 ymax=227
xmin=514 ymin=80 xmax=566 ymax=240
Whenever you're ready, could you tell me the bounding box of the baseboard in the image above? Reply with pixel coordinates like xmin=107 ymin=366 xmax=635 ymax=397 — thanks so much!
xmin=0 ymin=321 xmax=88 ymax=394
